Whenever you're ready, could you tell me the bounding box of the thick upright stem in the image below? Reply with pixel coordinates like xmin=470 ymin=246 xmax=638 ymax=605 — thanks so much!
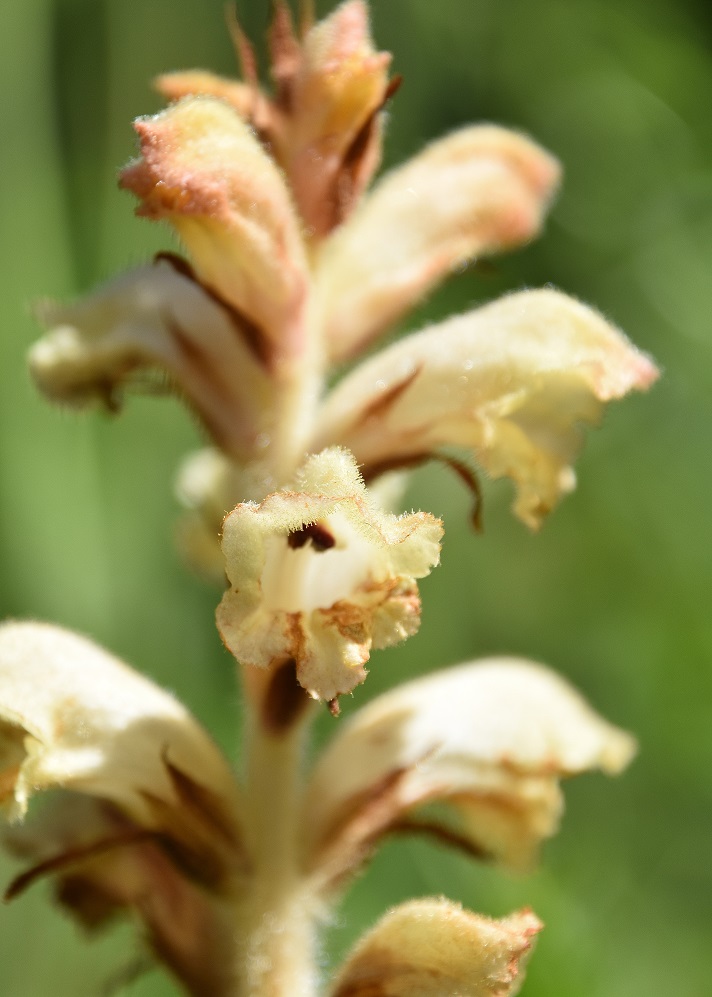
xmin=235 ymin=703 xmax=318 ymax=997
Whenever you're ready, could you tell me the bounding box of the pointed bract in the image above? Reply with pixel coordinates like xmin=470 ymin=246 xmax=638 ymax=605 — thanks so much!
xmin=280 ymin=0 xmax=393 ymax=236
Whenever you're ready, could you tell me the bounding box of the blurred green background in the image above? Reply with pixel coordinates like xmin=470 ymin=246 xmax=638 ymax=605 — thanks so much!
xmin=1 ymin=0 xmax=710 ymax=993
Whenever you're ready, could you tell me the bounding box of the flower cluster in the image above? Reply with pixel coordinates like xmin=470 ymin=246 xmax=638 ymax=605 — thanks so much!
xmin=2 ymin=2 xmax=657 ymax=995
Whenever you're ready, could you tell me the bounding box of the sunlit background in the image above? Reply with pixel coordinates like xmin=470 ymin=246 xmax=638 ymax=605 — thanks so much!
xmin=1 ymin=0 xmax=711 ymax=993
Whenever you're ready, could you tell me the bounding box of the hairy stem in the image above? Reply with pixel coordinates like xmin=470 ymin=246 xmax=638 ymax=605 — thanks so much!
xmin=235 ymin=703 xmax=318 ymax=997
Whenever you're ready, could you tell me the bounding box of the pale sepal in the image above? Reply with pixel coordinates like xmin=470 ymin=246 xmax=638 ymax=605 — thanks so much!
xmin=314 ymin=289 xmax=659 ymax=528
xmin=329 ymin=899 xmax=542 ymax=997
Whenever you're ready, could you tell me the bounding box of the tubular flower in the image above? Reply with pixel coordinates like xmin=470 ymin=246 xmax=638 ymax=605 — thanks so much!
xmin=216 ymin=448 xmax=443 ymax=706
xmin=302 ymin=657 xmax=636 ymax=890
xmin=0 ymin=622 xmax=246 ymax=996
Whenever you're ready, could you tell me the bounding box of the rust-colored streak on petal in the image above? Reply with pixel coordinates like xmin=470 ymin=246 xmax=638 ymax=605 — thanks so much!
xmin=163 ymin=759 xmax=242 ymax=850
xmin=362 ymin=451 xmax=484 ymax=533
xmin=157 ymin=252 xmax=272 ymax=367
xmin=328 ymin=72 xmax=403 ymax=232
xmin=31 ymin=256 xmax=276 ymax=461
xmin=388 ymin=817 xmax=492 ymax=863
xmin=309 ymin=766 xmax=412 ymax=890
xmin=355 ymin=364 xmax=422 ymax=423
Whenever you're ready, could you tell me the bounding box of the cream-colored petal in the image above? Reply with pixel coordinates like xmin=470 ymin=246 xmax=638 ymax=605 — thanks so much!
xmin=0 ymin=622 xmax=243 ymax=855
xmin=216 ymin=448 xmax=442 ymax=703
xmin=316 ymin=127 xmax=560 ymax=361
xmin=304 ymin=657 xmax=635 ymax=882
xmin=281 ymin=0 xmax=392 ymax=236
xmin=120 ymin=97 xmax=309 ymax=362
xmin=31 ymin=258 xmax=273 ymax=461
xmin=329 ymin=899 xmax=541 ymax=997
xmin=315 ymin=289 xmax=659 ymax=528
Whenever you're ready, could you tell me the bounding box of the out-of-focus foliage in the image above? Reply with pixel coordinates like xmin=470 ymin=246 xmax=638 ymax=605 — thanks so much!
xmin=0 ymin=0 xmax=710 ymax=994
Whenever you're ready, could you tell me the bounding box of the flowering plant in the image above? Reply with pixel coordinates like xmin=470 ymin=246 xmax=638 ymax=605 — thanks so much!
xmin=1 ymin=3 xmax=656 ymax=995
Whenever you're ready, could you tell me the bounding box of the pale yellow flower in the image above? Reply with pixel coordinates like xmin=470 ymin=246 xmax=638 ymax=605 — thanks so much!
xmin=0 ymin=621 xmax=245 ymax=996
xmin=216 ymin=448 xmax=442 ymax=706
xmin=304 ymin=657 xmax=635 ymax=889
xmin=314 ymin=288 xmax=659 ymax=528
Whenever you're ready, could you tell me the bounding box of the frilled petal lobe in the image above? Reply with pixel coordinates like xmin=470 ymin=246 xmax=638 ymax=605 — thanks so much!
xmin=30 ymin=258 xmax=273 ymax=460
xmin=314 ymin=289 xmax=659 ymax=528
xmin=216 ymin=449 xmax=442 ymax=704
xmin=315 ymin=127 xmax=560 ymax=362
xmin=329 ymin=900 xmax=541 ymax=997
xmin=0 ymin=621 xmax=243 ymax=885
xmin=120 ymin=97 xmax=309 ymax=363
xmin=304 ymin=658 xmax=635 ymax=885
xmin=279 ymin=0 xmax=393 ymax=236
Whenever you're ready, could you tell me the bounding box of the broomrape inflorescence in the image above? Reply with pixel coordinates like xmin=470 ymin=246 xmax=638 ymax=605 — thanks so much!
xmin=1 ymin=2 xmax=657 ymax=995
